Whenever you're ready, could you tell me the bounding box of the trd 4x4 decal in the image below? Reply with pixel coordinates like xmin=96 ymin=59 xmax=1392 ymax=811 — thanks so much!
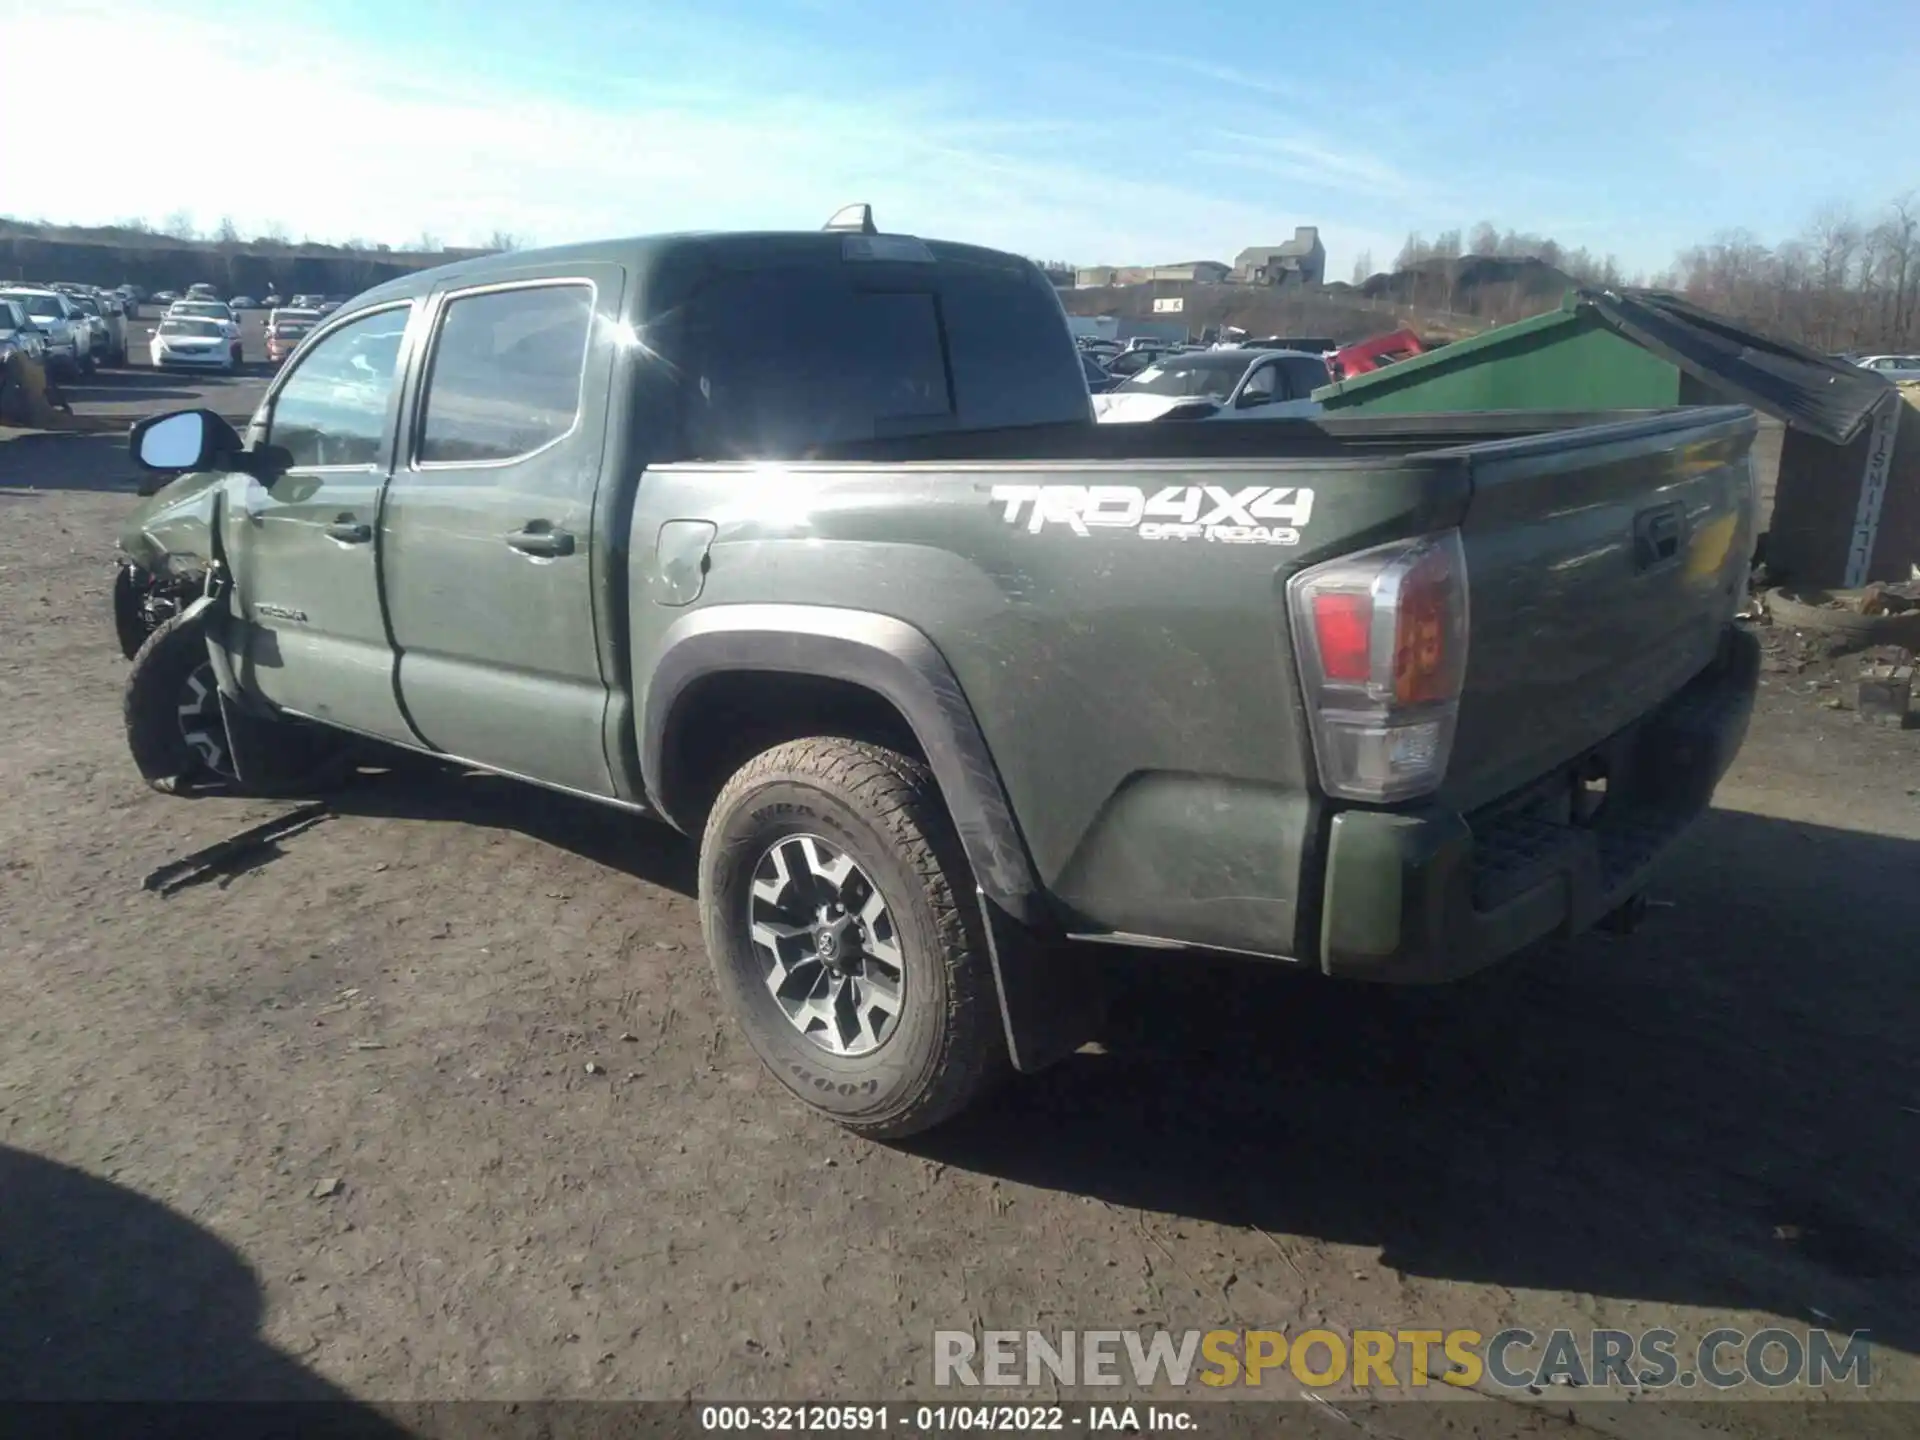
xmin=989 ymin=484 xmax=1315 ymax=545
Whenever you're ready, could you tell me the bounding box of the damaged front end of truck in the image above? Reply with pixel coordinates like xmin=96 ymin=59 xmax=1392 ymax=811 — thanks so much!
xmin=112 ymin=466 xmax=228 ymax=660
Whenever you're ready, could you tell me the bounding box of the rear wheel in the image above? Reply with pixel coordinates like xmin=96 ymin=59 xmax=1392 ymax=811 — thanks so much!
xmin=698 ymin=737 xmax=1009 ymax=1139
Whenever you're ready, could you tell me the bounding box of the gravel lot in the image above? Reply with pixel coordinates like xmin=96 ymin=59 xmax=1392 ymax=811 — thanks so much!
xmin=1 ymin=420 xmax=1917 ymax=1436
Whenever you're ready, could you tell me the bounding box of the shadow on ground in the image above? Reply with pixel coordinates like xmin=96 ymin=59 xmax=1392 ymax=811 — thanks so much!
xmin=0 ymin=1144 xmax=409 ymax=1424
xmin=910 ymin=806 xmax=1920 ymax=1359
xmin=328 ymin=759 xmax=699 ymax=900
xmin=0 ymin=433 xmax=143 ymax=494
xmin=134 ymin=755 xmax=1920 ymax=1363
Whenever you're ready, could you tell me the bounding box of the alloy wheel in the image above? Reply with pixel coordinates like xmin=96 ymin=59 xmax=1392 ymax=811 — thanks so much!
xmin=747 ymin=833 xmax=905 ymax=1057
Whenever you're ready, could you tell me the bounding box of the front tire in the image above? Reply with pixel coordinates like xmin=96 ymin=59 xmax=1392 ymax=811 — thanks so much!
xmin=124 ymin=608 xmax=348 ymax=796
xmin=124 ymin=609 xmax=238 ymax=792
xmin=112 ymin=564 xmax=153 ymax=660
xmin=699 ymin=737 xmax=1009 ymax=1139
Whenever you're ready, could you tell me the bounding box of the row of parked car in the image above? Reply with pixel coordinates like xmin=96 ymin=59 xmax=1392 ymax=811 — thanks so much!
xmin=1073 ymin=334 xmax=1337 ymax=423
xmin=0 ymin=282 xmax=134 ymax=377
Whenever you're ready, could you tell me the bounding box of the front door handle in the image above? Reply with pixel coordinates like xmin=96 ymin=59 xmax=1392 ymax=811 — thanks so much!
xmin=324 ymin=518 xmax=372 ymax=544
xmin=507 ymin=523 xmax=576 ymax=559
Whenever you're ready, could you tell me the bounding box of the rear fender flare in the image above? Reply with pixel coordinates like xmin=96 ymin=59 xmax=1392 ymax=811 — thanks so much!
xmin=641 ymin=604 xmax=1044 ymax=927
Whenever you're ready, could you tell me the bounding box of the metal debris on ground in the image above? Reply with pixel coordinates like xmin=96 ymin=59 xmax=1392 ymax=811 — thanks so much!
xmin=1857 ymin=662 xmax=1914 ymax=727
xmin=142 ymin=802 xmax=332 ymax=896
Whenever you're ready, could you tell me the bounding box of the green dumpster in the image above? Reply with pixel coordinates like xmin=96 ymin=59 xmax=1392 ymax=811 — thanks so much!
xmin=1313 ymin=292 xmax=1687 ymax=413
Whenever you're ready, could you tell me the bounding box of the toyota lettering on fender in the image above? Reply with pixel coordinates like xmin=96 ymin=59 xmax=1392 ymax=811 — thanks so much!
xmin=990 ymin=484 xmax=1316 ymax=544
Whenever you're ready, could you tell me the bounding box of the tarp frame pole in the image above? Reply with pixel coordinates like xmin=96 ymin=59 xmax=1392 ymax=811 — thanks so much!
xmin=1844 ymin=390 xmax=1904 ymax=589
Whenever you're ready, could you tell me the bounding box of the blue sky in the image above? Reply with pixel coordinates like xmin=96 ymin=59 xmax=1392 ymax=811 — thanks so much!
xmin=9 ymin=0 xmax=1918 ymax=277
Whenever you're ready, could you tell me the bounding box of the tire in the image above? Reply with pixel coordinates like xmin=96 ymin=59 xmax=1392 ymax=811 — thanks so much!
xmin=111 ymin=565 xmax=152 ymax=661
xmin=1765 ymin=587 xmax=1920 ymax=650
xmin=124 ymin=608 xmax=347 ymax=796
xmin=699 ymin=737 xmax=1009 ymax=1139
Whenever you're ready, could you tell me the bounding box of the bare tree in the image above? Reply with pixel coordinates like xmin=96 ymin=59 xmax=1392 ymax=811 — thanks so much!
xmin=160 ymin=209 xmax=197 ymax=241
xmin=1469 ymin=220 xmax=1500 ymax=257
xmin=1350 ymin=250 xmax=1373 ymax=286
xmin=214 ymin=216 xmax=242 ymax=246
xmin=417 ymin=231 xmax=442 ymax=254
xmin=487 ymin=230 xmax=522 ymax=253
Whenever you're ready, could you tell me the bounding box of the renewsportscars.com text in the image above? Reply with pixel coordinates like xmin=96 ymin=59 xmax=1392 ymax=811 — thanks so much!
xmin=933 ymin=1327 xmax=1872 ymax=1391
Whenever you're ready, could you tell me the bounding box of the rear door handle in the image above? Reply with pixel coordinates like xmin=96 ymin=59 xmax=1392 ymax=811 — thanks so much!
xmin=507 ymin=524 xmax=576 ymax=559
xmin=324 ymin=518 xmax=372 ymax=544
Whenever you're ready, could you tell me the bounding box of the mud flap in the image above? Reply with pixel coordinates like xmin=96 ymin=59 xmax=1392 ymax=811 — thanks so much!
xmin=978 ymin=889 xmax=1107 ymax=1074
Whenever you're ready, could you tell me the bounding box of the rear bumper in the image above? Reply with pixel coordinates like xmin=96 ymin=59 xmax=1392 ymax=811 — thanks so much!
xmin=1318 ymin=624 xmax=1759 ymax=983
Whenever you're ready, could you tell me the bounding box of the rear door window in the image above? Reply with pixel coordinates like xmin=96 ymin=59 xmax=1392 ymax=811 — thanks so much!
xmin=417 ymin=283 xmax=595 ymax=465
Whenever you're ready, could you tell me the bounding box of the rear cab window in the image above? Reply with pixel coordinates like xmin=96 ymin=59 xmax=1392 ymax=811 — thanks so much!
xmin=673 ymin=246 xmax=1088 ymax=457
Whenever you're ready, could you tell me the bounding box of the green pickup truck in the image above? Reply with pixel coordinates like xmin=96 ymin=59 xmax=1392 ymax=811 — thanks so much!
xmin=112 ymin=214 xmax=1761 ymax=1137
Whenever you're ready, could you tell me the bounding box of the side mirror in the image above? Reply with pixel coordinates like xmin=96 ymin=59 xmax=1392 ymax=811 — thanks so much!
xmin=1237 ymin=389 xmax=1273 ymax=408
xmin=130 ymin=408 xmax=242 ymax=473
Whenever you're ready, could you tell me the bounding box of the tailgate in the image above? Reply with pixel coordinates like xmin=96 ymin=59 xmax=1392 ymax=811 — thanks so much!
xmin=1433 ymin=407 xmax=1757 ymax=810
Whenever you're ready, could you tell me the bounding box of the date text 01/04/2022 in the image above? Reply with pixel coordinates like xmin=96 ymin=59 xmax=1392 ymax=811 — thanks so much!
xmin=698 ymin=1404 xmax=1200 ymax=1432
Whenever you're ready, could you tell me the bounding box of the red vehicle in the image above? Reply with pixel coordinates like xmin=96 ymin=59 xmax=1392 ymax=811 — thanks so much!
xmin=264 ymin=307 xmax=320 ymax=364
xmin=1329 ymin=327 xmax=1425 ymax=381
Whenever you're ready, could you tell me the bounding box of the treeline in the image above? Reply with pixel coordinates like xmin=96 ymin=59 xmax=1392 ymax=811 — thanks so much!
xmin=1376 ymin=196 xmax=1920 ymax=353
xmin=0 ymin=215 xmax=523 ymax=298
xmin=1673 ymin=201 xmax=1920 ymax=355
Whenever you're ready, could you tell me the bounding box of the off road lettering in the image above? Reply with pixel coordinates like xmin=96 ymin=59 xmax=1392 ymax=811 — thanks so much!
xmin=991 ymin=484 xmax=1314 ymax=544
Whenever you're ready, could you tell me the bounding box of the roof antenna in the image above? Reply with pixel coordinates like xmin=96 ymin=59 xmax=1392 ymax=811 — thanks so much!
xmin=823 ymin=203 xmax=878 ymax=235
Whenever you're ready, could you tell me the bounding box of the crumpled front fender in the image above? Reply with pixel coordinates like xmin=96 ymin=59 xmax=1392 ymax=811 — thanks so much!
xmin=116 ymin=470 xmax=230 ymax=579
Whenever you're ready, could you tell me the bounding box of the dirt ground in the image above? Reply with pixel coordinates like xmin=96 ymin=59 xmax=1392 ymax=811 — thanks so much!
xmin=2 ymin=433 xmax=1918 ymax=1437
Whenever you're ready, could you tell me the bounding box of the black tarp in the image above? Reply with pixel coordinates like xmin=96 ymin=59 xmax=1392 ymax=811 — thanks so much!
xmin=1582 ymin=288 xmax=1894 ymax=446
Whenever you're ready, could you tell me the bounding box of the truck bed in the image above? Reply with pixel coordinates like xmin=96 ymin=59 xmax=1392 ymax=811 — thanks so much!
xmin=639 ymin=405 xmax=1759 ymax=961
xmin=812 ymin=407 xmax=1697 ymax=464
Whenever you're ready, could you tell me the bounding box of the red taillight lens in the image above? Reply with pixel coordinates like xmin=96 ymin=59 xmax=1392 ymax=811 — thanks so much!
xmin=1288 ymin=530 xmax=1470 ymax=803
xmin=1311 ymin=592 xmax=1373 ymax=681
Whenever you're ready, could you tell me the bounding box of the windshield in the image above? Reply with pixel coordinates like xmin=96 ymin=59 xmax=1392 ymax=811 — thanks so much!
xmin=161 ymin=319 xmax=226 ymax=338
xmin=1115 ymin=354 xmax=1253 ymax=398
xmin=175 ymin=302 xmax=228 ymax=319
xmin=71 ymin=296 xmax=101 ymax=315
xmin=1 ymin=292 xmax=62 ymax=320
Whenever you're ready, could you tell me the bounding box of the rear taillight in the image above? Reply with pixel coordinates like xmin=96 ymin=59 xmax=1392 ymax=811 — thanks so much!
xmin=1288 ymin=529 xmax=1469 ymax=803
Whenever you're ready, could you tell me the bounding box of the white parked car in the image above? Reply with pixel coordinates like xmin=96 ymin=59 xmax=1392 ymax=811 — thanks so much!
xmin=1857 ymin=355 xmax=1920 ymax=383
xmin=151 ymin=316 xmax=240 ymax=371
xmin=1091 ymin=348 xmax=1330 ymax=423
xmin=0 ymin=287 xmax=92 ymax=376
xmin=167 ymin=298 xmax=239 ymax=332
xmin=0 ymin=298 xmax=49 ymax=364
xmin=164 ymin=299 xmax=244 ymax=366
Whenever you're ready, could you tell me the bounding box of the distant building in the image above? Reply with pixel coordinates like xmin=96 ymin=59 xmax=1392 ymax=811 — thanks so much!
xmin=1232 ymin=228 xmax=1325 ymax=287
xmin=1037 ymin=262 xmax=1075 ymax=288
xmin=1150 ymin=261 xmax=1231 ymax=284
xmin=1075 ymin=260 xmax=1231 ymax=287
